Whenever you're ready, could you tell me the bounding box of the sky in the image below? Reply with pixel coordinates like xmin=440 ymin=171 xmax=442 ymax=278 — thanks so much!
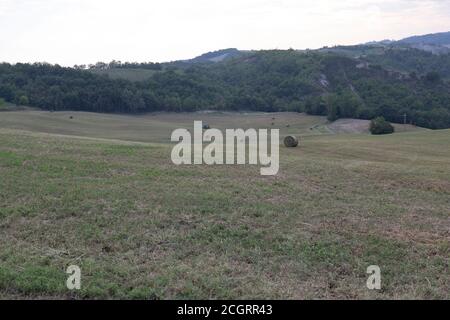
xmin=1 ymin=0 xmax=450 ymax=66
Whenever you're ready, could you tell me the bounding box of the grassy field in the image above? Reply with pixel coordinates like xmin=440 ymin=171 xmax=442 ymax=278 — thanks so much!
xmin=0 ymin=110 xmax=424 ymax=143
xmin=0 ymin=111 xmax=448 ymax=299
xmin=0 ymin=111 xmax=332 ymax=143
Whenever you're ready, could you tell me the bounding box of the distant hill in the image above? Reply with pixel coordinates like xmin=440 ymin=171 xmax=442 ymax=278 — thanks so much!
xmin=168 ymin=48 xmax=248 ymax=67
xmin=87 ymin=49 xmax=248 ymax=80
xmin=356 ymin=31 xmax=450 ymax=54
xmin=186 ymin=48 xmax=245 ymax=63
xmin=86 ymin=31 xmax=450 ymax=82
xmin=318 ymin=31 xmax=450 ymax=78
xmin=398 ymin=31 xmax=450 ymax=46
xmin=395 ymin=31 xmax=450 ymax=55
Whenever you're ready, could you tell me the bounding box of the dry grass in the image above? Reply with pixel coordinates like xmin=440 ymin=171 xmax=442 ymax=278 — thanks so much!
xmin=0 ymin=112 xmax=448 ymax=299
xmin=0 ymin=111 xmax=329 ymax=144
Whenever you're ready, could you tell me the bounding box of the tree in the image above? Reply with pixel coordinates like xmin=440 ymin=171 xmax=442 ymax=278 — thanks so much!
xmin=15 ymin=95 xmax=29 ymax=106
xmin=424 ymin=71 xmax=441 ymax=83
xmin=327 ymin=102 xmax=338 ymax=121
xmin=305 ymin=96 xmax=328 ymax=116
xmin=370 ymin=117 xmax=395 ymax=135
xmin=357 ymin=107 xmax=376 ymax=120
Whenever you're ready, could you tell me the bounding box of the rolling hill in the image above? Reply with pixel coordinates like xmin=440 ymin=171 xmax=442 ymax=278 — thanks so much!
xmin=399 ymin=31 xmax=450 ymax=46
xmin=178 ymin=48 xmax=246 ymax=64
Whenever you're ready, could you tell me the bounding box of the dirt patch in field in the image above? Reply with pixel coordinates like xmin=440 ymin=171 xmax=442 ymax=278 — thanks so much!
xmin=327 ymin=119 xmax=426 ymax=134
xmin=327 ymin=119 xmax=370 ymax=134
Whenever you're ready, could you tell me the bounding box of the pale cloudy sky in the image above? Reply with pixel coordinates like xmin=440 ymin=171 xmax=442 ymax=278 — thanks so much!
xmin=1 ymin=0 xmax=449 ymax=65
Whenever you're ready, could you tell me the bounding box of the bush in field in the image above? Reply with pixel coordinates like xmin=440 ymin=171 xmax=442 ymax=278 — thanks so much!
xmin=370 ymin=117 xmax=395 ymax=135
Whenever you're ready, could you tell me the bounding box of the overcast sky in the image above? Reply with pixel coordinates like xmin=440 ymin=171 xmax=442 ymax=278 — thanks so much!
xmin=1 ymin=0 xmax=449 ymax=66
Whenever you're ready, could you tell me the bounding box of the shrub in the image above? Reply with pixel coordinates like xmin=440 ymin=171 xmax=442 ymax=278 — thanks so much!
xmin=18 ymin=95 xmax=29 ymax=106
xmin=370 ymin=117 xmax=395 ymax=135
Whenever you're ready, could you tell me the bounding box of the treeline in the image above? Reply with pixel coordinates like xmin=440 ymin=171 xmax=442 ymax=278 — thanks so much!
xmin=1 ymin=50 xmax=450 ymax=129
xmin=74 ymin=61 xmax=163 ymax=71
xmin=0 ymin=63 xmax=152 ymax=112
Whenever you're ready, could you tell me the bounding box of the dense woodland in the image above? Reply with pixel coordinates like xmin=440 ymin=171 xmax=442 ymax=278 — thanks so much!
xmin=365 ymin=48 xmax=450 ymax=78
xmin=1 ymin=49 xmax=450 ymax=129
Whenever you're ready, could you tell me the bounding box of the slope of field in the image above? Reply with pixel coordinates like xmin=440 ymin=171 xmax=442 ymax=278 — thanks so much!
xmin=0 ymin=111 xmax=426 ymax=143
xmin=0 ymin=115 xmax=448 ymax=299
xmin=0 ymin=111 xmax=331 ymax=143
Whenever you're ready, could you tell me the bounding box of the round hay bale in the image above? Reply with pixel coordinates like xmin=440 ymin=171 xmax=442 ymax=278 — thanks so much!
xmin=284 ymin=135 xmax=299 ymax=148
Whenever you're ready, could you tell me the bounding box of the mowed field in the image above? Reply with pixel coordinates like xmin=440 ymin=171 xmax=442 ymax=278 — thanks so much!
xmin=0 ymin=110 xmax=333 ymax=143
xmin=0 ymin=111 xmax=448 ymax=299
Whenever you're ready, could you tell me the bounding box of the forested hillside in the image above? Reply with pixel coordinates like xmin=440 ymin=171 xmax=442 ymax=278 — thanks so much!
xmin=1 ymin=49 xmax=450 ymax=129
xmin=363 ymin=48 xmax=450 ymax=78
